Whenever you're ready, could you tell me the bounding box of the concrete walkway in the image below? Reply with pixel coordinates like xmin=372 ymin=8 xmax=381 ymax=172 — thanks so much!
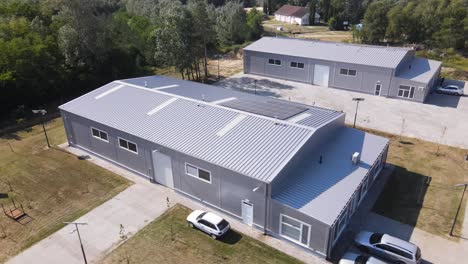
xmin=364 ymin=213 xmax=468 ymax=264
xmin=7 ymin=145 xmax=327 ymax=264
xmin=217 ymin=73 xmax=468 ymax=149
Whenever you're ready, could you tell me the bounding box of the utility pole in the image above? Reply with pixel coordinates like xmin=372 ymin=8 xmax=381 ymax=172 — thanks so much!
xmin=64 ymin=222 xmax=88 ymax=264
xmin=32 ymin=109 xmax=50 ymax=148
xmin=352 ymin=98 xmax=365 ymax=128
xmin=450 ymin=183 xmax=467 ymax=237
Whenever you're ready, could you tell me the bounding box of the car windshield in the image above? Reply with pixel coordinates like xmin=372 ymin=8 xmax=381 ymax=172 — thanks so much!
xmin=217 ymin=220 xmax=229 ymax=230
xmin=416 ymin=247 xmax=421 ymax=260
xmin=196 ymin=212 xmax=206 ymax=221
xmin=355 ymin=255 xmax=369 ymax=264
xmin=369 ymin=233 xmax=383 ymax=244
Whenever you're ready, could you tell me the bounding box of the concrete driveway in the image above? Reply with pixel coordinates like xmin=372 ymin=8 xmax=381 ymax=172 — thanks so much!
xmin=217 ymin=73 xmax=468 ymax=149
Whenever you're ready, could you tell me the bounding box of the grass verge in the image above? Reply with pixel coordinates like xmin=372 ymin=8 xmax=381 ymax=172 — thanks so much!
xmin=368 ymin=128 xmax=468 ymax=239
xmin=100 ymin=204 xmax=302 ymax=264
xmin=0 ymin=118 xmax=131 ymax=262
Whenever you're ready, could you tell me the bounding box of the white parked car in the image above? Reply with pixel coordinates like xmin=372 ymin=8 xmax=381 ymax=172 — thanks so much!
xmin=436 ymin=85 xmax=464 ymax=95
xmin=355 ymin=231 xmax=422 ymax=264
xmin=339 ymin=252 xmax=389 ymax=264
xmin=186 ymin=210 xmax=230 ymax=239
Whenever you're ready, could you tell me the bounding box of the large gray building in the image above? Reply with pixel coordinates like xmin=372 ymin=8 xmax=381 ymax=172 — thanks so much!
xmin=59 ymin=75 xmax=389 ymax=258
xmin=243 ymin=37 xmax=442 ymax=102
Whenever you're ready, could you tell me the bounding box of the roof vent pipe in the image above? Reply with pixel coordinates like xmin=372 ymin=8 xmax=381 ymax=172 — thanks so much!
xmin=319 ymin=155 xmax=323 ymax=164
xmin=352 ymin=152 xmax=360 ymax=165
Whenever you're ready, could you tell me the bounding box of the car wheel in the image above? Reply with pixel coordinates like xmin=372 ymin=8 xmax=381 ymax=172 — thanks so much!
xmin=358 ymin=245 xmax=370 ymax=253
xmin=188 ymin=222 xmax=194 ymax=228
xmin=211 ymin=234 xmax=217 ymax=239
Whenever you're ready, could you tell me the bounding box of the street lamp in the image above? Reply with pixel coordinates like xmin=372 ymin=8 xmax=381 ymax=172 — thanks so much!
xmin=32 ymin=109 xmax=50 ymax=148
xmin=254 ymin=80 xmax=257 ymax=95
xmin=63 ymin=222 xmax=88 ymax=264
xmin=352 ymin=98 xmax=365 ymax=128
xmin=449 ymin=183 xmax=467 ymax=236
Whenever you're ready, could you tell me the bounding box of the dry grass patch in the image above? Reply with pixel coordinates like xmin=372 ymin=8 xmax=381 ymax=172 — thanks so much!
xmin=0 ymin=118 xmax=131 ymax=262
xmin=369 ymin=129 xmax=468 ymax=239
xmin=101 ymin=204 xmax=302 ymax=264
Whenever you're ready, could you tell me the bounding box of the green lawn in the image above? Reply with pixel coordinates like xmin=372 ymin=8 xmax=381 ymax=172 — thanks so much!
xmin=100 ymin=204 xmax=302 ymax=264
xmin=0 ymin=118 xmax=131 ymax=262
xmin=370 ymin=129 xmax=467 ymax=239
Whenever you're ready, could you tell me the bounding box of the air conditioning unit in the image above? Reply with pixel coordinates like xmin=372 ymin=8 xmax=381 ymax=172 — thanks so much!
xmin=352 ymin=152 xmax=360 ymax=165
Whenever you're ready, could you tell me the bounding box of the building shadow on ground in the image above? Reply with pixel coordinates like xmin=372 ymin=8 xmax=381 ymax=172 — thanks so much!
xmin=217 ymin=76 xmax=295 ymax=98
xmin=424 ymin=79 xmax=466 ymax=108
xmin=330 ymin=165 xmax=431 ymax=263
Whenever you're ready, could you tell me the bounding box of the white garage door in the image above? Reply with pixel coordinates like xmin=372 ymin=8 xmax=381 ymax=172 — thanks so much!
xmin=313 ymin=64 xmax=330 ymax=87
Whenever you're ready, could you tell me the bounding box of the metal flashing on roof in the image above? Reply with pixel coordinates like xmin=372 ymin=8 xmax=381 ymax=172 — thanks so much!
xmin=211 ymin=97 xmax=237 ymax=105
xmin=94 ymin=84 xmax=124 ymax=99
xmin=216 ymin=114 xmax=247 ymax=137
xmin=153 ymin=84 xmax=179 ymax=90
xmin=221 ymin=98 xmax=308 ymax=120
xmin=146 ymin=98 xmax=178 ymax=115
xmin=288 ymin=112 xmax=312 ymax=123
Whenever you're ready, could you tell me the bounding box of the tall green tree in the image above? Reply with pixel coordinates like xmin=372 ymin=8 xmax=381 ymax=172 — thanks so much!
xmin=361 ymin=0 xmax=393 ymax=43
xmin=246 ymin=7 xmax=264 ymax=39
xmin=215 ymin=1 xmax=248 ymax=46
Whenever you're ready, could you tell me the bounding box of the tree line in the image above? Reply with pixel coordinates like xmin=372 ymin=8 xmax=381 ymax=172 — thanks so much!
xmin=0 ymin=0 xmax=264 ymax=122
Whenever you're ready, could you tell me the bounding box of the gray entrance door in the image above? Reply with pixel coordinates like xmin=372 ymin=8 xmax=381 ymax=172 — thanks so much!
xmin=241 ymin=199 xmax=254 ymax=226
xmin=151 ymin=151 xmax=174 ymax=188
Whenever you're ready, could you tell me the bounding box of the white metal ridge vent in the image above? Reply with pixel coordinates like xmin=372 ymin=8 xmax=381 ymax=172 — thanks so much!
xmin=94 ymin=84 xmax=124 ymax=99
xmin=288 ymin=112 xmax=312 ymax=123
xmin=146 ymin=97 xmax=178 ymax=115
xmin=216 ymin=114 xmax=248 ymax=137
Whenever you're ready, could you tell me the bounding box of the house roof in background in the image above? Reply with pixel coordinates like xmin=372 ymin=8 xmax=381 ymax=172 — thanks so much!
xmin=59 ymin=76 xmax=343 ymax=183
xmin=274 ymin=5 xmax=309 ymax=18
xmin=244 ymin=37 xmax=411 ymax=69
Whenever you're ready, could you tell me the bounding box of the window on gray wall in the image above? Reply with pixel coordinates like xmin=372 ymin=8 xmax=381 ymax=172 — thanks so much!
xmin=280 ymin=214 xmax=310 ymax=246
xmin=118 ymin=138 xmax=138 ymax=154
xmin=290 ymin=62 xmax=305 ymax=69
xmin=398 ymin=85 xmax=415 ymax=99
xmin=91 ymin=127 xmax=108 ymax=142
xmin=268 ymin=59 xmax=281 ymax=66
xmin=185 ymin=163 xmax=211 ymax=183
xmin=340 ymin=68 xmax=357 ymax=76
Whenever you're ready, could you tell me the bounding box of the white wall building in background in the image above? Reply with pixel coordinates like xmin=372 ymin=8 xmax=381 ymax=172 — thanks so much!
xmin=274 ymin=5 xmax=320 ymax=26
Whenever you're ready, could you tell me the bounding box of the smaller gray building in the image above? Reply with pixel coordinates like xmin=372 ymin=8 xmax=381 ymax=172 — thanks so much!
xmin=243 ymin=37 xmax=442 ymax=102
xmin=59 ymin=75 xmax=389 ymax=259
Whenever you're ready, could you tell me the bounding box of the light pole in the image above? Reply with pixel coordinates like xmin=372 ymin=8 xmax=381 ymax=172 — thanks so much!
xmin=449 ymin=183 xmax=467 ymax=237
xmin=64 ymin=222 xmax=88 ymax=264
xmin=254 ymin=80 xmax=257 ymax=95
xmin=32 ymin=109 xmax=50 ymax=148
xmin=352 ymin=98 xmax=365 ymax=128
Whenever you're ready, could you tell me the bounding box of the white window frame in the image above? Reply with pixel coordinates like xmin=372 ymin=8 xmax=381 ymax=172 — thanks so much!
xmin=397 ymin=85 xmax=415 ymax=99
xmin=90 ymin=127 xmax=108 ymax=142
xmin=185 ymin=163 xmax=211 ymax=184
xmin=118 ymin=137 xmax=138 ymax=154
xmin=339 ymin=68 xmax=357 ymax=77
xmin=268 ymin=58 xmax=281 ymax=66
xmin=289 ymin=61 xmax=305 ymax=69
xmin=333 ymin=209 xmax=348 ymax=243
xmin=279 ymin=214 xmax=311 ymax=247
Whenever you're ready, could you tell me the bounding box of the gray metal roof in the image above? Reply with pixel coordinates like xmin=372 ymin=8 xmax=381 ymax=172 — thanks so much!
xmin=396 ymin=57 xmax=442 ymax=83
xmin=60 ymin=77 xmax=336 ymax=182
xmin=125 ymin=75 xmax=343 ymax=129
xmin=244 ymin=37 xmax=411 ymax=69
xmin=272 ymin=127 xmax=389 ymax=225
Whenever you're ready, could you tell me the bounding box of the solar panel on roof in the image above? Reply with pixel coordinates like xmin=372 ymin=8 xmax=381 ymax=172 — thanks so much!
xmin=221 ymin=98 xmax=308 ymax=120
